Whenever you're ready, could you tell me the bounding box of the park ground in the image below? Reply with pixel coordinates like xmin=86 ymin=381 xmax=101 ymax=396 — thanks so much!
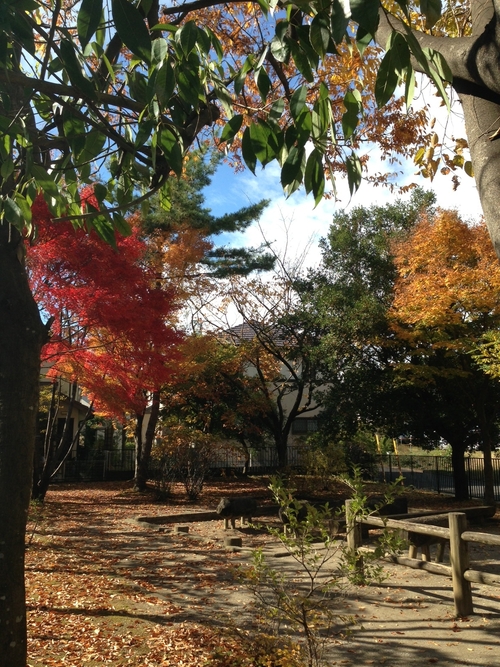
xmin=26 ymin=478 xmax=500 ymax=667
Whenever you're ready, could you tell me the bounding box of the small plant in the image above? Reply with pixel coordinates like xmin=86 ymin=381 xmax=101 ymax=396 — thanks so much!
xmin=241 ymin=471 xmax=408 ymax=666
xmin=152 ymin=429 xmax=215 ymax=500
xmin=339 ymin=468 xmax=408 ymax=584
xmin=241 ymin=477 xmax=353 ymax=667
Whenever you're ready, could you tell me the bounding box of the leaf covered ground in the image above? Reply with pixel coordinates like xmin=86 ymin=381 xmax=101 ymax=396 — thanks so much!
xmin=26 ymin=477 xmax=500 ymax=667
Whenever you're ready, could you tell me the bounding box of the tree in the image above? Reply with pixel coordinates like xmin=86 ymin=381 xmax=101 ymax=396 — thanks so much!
xmin=302 ymin=189 xmax=435 ymax=442
xmin=141 ymin=148 xmax=275 ymax=282
xmin=28 ymin=194 xmax=182 ymax=498
xmin=198 ymin=262 xmax=326 ymax=467
xmin=389 ymin=209 xmax=500 ymax=502
xmin=159 ymin=333 xmax=271 ymax=473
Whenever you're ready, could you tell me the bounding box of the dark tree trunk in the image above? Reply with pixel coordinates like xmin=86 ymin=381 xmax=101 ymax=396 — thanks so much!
xmin=135 ymin=392 xmax=161 ymax=491
xmin=33 ymin=382 xmax=77 ymax=501
xmin=0 ymin=225 xmax=45 ymax=667
xmin=276 ymin=434 xmax=289 ymax=469
xmin=476 ymin=406 xmax=496 ymax=505
xmin=451 ymin=444 xmax=469 ymax=501
xmin=134 ymin=411 xmax=144 ymax=489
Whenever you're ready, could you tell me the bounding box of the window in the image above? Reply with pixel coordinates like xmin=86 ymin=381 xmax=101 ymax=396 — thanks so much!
xmin=292 ymin=418 xmax=318 ymax=434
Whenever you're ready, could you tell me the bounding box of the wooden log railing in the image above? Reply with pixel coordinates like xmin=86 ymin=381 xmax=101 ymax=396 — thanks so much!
xmin=344 ymin=500 xmax=499 ymax=618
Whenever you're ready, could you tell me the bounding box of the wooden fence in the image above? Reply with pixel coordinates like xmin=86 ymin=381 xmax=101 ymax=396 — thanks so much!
xmin=345 ymin=500 xmax=500 ymax=617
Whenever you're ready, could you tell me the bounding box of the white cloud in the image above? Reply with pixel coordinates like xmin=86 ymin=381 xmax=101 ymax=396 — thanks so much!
xmin=205 ymin=147 xmax=481 ymax=272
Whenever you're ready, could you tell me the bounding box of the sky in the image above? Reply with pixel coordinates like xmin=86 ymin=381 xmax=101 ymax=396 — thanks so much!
xmin=203 ymin=154 xmax=482 ymax=271
xmin=202 ymin=93 xmax=483 ymax=273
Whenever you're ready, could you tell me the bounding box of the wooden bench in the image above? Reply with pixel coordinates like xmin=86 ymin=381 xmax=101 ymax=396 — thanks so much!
xmin=404 ymin=506 xmax=496 ymax=562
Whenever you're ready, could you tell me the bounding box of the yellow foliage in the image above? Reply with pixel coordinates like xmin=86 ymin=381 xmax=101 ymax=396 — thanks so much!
xmin=390 ymin=209 xmax=500 ymax=343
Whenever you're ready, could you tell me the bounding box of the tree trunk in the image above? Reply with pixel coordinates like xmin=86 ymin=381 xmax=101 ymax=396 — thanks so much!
xmin=0 ymin=225 xmax=45 ymax=667
xmin=276 ymin=435 xmax=289 ymax=469
xmin=451 ymin=444 xmax=469 ymax=501
xmin=476 ymin=406 xmax=496 ymax=505
xmin=33 ymin=382 xmax=77 ymax=501
xmin=135 ymin=390 xmax=161 ymax=491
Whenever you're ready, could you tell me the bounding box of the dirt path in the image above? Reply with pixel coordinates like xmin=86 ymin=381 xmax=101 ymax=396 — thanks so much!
xmin=133 ymin=512 xmax=500 ymax=666
xmin=26 ymin=482 xmax=500 ymax=666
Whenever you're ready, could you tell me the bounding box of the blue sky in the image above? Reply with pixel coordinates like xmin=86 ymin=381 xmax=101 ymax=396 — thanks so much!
xmin=202 ymin=85 xmax=483 ymax=271
xmin=202 ymin=153 xmax=482 ymax=271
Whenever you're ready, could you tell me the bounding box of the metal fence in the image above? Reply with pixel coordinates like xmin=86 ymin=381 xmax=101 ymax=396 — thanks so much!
xmin=52 ymin=449 xmax=136 ymax=482
xmin=51 ymin=448 xmax=500 ymax=501
xmin=377 ymin=453 xmax=500 ymax=501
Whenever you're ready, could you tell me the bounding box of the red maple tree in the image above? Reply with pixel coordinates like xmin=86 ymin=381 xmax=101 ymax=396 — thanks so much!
xmin=28 ymin=192 xmax=182 ymax=494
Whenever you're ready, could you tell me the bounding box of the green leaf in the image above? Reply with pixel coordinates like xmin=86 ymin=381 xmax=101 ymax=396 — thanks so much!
xmin=256 ymin=68 xmax=271 ymax=102
xmin=310 ymin=13 xmax=330 ymax=58
xmin=268 ymin=98 xmax=285 ymax=126
xmin=112 ymin=212 xmax=132 ymax=237
xmin=155 ymin=61 xmax=175 ymax=108
xmin=290 ymin=85 xmax=308 ymax=122
xmin=206 ymin=27 xmax=223 ymax=61
xmin=176 ymin=20 xmax=199 ymax=57
xmin=374 ymin=33 xmax=410 ymax=109
xmin=464 ymin=161 xmax=473 ymax=177
xmin=281 ymin=145 xmax=305 ymax=188
xmin=424 ymin=48 xmax=453 ymax=83
xmin=177 ymin=68 xmax=202 ymax=108
xmin=93 ymin=182 xmax=108 ymax=206
xmin=242 ymin=126 xmax=257 ymax=174
xmin=405 ymin=65 xmax=415 ymax=107
xmin=11 ymin=10 xmax=35 ymax=55
xmin=375 ymin=50 xmax=398 ymax=108
xmin=0 ymin=155 xmax=13 ymax=179
xmin=14 ymin=193 xmax=32 ymax=228
xmin=295 ymin=107 xmax=312 ymax=146
xmin=158 ymin=127 xmax=183 ymax=177
xmin=350 ymin=0 xmax=380 ymax=36
xmin=342 ymin=89 xmax=361 ymax=139
xmin=304 ymin=149 xmax=325 ymax=205
xmin=346 ymin=152 xmax=362 ymax=195
xmin=288 ymin=41 xmax=314 ymax=82
xmin=62 ymin=109 xmax=86 ymax=157
xmin=112 ymin=0 xmax=151 ymax=64
xmin=31 ymin=165 xmax=59 ymax=198
xmin=355 ymin=27 xmax=373 ymax=56
xmin=420 ymin=0 xmax=442 ymax=28
xmin=78 ymin=130 xmax=107 ymax=166
xmin=151 ymin=37 xmax=168 ymax=66
xmin=89 ymin=215 xmax=117 ymax=246
xmin=402 ymin=27 xmax=450 ymax=111
xmin=3 ymin=196 xmax=22 ymax=227
xmin=220 ymin=114 xmax=243 ymax=143
xmin=234 ymin=57 xmax=252 ymax=96
xmin=59 ymin=39 xmax=96 ymax=99
xmin=330 ymin=0 xmax=349 ymax=44
xmin=270 ymin=22 xmax=290 ymax=62
xmin=77 ymin=0 xmax=103 ymax=49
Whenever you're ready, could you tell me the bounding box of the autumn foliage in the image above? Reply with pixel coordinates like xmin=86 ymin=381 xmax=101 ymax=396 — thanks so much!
xmin=390 ymin=210 xmax=500 ymax=336
xmin=28 ymin=193 xmax=181 ymax=417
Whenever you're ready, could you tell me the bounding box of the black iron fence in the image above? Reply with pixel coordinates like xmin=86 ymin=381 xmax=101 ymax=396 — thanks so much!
xmin=51 ymin=447 xmax=500 ymax=501
xmin=377 ymin=453 xmax=500 ymax=501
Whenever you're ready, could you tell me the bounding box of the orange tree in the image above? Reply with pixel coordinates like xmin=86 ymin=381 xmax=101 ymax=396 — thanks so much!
xmin=389 ymin=210 xmax=500 ymax=502
xmin=158 ymin=333 xmax=272 ymax=474
xmin=1 ymin=0 xmax=499 ymax=663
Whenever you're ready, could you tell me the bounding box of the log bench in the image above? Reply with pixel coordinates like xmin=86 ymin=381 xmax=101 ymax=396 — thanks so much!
xmin=403 ymin=506 xmax=496 ymax=562
xmin=403 ymin=513 xmax=450 ymax=562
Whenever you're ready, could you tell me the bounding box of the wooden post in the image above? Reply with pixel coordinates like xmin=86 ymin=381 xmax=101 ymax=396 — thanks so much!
xmin=345 ymin=499 xmax=362 ymax=550
xmin=448 ymin=512 xmax=473 ymax=617
xmin=345 ymin=499 xmax=363 ymax=575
